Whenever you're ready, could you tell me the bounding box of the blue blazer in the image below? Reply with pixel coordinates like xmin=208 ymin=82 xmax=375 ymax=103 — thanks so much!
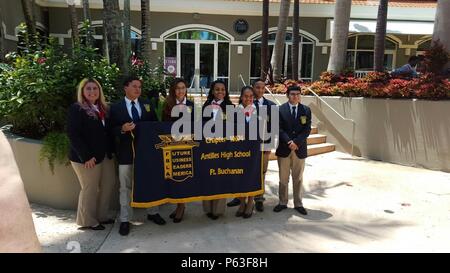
xmin=275 ymin=102 xmax=312 ymax=159
xmin=255 ymin=97 xmax=277 ymax=145
xmin=110 ymin=98 xmax=158 ymax=165
xmin=67 ymin=103 xmax=113 ymax=164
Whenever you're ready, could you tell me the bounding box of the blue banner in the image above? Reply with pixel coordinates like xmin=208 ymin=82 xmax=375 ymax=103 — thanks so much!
xmin=131 ymin=122 xmax=264 ymax=208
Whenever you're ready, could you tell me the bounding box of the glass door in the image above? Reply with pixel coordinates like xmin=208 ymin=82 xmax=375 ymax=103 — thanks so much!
xmin=180 ymin=43 xmax=196 ymax=89
xmin=199 ymin=43 xmax=215 ymax=89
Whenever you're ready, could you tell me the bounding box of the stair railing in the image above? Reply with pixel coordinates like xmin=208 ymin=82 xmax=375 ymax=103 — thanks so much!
xmin=238 ymin=74 xmax=356 ymax=156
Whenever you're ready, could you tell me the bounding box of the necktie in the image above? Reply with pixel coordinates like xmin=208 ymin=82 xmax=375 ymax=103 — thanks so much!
xmin=131 ymin=101 xmax=140 ymax=122
xmin=291 ymin=106 xmax=297 ymax=119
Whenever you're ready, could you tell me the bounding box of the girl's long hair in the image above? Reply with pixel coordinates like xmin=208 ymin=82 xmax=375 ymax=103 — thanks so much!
xmin=163 ymin=78 xmax=188 ymax=121
xmin=206 ymin=80 xmax=233 ymax=105
xmin=238 ymin=85 xmax=254 ymax=105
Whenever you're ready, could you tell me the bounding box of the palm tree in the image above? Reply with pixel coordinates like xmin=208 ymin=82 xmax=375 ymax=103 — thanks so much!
xmin=66 ymin=0 xmax=79 ymax=47
xmin=140 ymin=0 xmax=151 ymax=61
xmin=82 ymin=0 xmax=93 ymax=47
xmin=123 ymin=0 xmax=131 ymax=77
xmin=292 ymin=0 xmax=300 ymax=80
xmin=103 ymin=0 xmax=123 ymax=69
xmin=374 ymin=0 xmax=388 ymax=72
xmin=270 ymin=0 xmax=290 ymax=82
xmin=432 ymin=0 xmax=450 ymax=68
xmin=21 ymin=0 xmax=36 ymax=37
xmin=327 ymin=0 xmax=352 ymax=73
xmin=260 ymin=0 xmax=269 ymax=80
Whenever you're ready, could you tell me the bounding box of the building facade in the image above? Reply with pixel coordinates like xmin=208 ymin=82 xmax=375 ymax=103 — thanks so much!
xmin=0 ymin=0 xmax=437 ymax=92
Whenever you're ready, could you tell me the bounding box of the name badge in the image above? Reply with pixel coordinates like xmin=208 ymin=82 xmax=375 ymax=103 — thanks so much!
xmin=300 ymin=115 xmax=307 ymax=125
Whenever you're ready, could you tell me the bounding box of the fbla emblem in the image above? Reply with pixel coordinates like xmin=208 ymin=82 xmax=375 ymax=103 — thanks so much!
xmin=155 ymin=135 xmax=199 ymax=182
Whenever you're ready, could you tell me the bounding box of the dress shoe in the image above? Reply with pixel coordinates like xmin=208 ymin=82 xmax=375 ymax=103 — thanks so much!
xmin=173 ymin=207 xmax=185 ymax=223
xmin=100 ymin=219 xmax=115 ymax=225
xmin=235 ymin=206 xmax=245 ymax=217
xmin=243 ymin=202 xmax=254 ymax=219
xmin=227 ymin=198 xmax=241 ymax=207
xmin=273 ymin=204 xmax=288 ymax=213
xmin=147 ymin=213 xmax=166 ymax=225
xmin=295 ymin=206 xmax=308 ymax=215
xmin=169 ymin=211 xmax=176 ymax=219
xmin=119 ymin=222 xmax=130 ymax=236
xmin=207 ymin=213 xmax=219 ymax=220
xmin=89 ymin=224 xmax=105 ymax=230
xmin=255 ymin=201 xmax=264 ymax=212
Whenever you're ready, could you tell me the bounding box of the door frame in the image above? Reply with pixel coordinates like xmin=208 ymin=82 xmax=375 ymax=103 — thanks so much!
xmin=177 ymin=40 xmax=218 ymax=92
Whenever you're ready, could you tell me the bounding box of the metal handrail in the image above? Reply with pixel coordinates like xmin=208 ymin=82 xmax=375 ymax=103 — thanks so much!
xmin=238 ymin=74 xmax=356 ymax=156
xmin=306 ymin=86 xmax=356 ymax=156
xmin=238 ymin=74 xmax=282 ymax=105
xmin=189 ymin=74 xmax=198 ymax=89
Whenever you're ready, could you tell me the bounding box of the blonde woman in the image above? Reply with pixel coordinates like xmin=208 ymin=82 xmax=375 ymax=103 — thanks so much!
xmin=67 ymin=78 xmax=116 ymax=230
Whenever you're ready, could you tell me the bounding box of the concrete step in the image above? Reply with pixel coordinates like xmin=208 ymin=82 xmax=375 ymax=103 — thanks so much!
xmin=307 ymin=134 xmax=327 ymax=145
xmin=307 ymin=143 xmax=336 ymax=156
xmin=268 ymin=142 xmax=336 ymax=160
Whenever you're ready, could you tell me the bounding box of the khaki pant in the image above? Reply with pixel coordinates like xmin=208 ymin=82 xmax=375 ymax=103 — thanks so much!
xmin=277 ymin=151 xmax=306 ymax=207
xmin=118 ymin=165 xmax=159 ymax=222
xmin=255 ymin=151 xmax=270 ymax=202
xmin=71 ymin=158 xmax=116 ymax=227
xmin=202 ymin=199 xmax=226 ymax=216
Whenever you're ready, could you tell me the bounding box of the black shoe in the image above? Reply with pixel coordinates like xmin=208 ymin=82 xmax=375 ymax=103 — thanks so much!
xmin=243 ymin=203 xmax=254 ymax=219
xmin=255 ymin=201 xmax=264 ymax=212
xmin=119 ymin=222 xmax=130 ymax=236
xmin=89 ymin=224 xmax=105 ymax=230
xmin=100 ymin=219 xmax=115 ymax=225
xmin=207 ymin=213 xmax=219 ymax=220
xmin=227 ymin=198 xmax=241 ymax=207
xmin=295 ymin=206 xmax=308 ymax=215
xmin=235 ymin=206 xmax=245 ymax=217
xmin=147 ymin=213 xmax=166 ymax=225
xmin=273 ymin=204 xmax=288 ymax=213
xmin=169 ymin=211 xmax=176 ymax=219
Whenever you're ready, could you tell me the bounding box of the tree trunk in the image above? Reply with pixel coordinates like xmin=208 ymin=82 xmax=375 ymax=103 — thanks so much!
xmin=260 ymin=0 xmax=269 ymax=80
xmin=0 ymin=7 xmax=4 ymax=61
xmin=327 ymin=0 xmax=352 ymax=73
xmin=270 ymin=0 xmax=290 ymax=82
xmin=432 ymin=0 xmax=450 ymax=68
xmin=140 ymin=0 xmax=151 ymax=61
xmin=21 ymin=0 xmax=36 ymax=37
xmin=68 ymin=4 xmax=79 ymax=47
xmin=292 ymin=0 xmax=300 ymax=80
xmin=374 ymin=0 xmax=388 ymax=72
xmin=82 ymin=0 xmax=94 ymax=47
xmin=103 ymin=0 xmax=123 ymax=70
xmin=123 ymin=0 xmax=131 ymax=77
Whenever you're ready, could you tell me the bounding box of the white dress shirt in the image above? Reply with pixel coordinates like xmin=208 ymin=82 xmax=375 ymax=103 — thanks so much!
xmin=124 ymin=97 xmax=142 ymax=120
xmin=211 ymin=99 xmax=223 ymax=120
xmin=288 ymin=102 xmax=299 ymax=118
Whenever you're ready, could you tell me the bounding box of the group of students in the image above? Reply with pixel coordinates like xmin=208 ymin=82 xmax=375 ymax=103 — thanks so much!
xmin=67 ymin=75 xmax=312 ymax=236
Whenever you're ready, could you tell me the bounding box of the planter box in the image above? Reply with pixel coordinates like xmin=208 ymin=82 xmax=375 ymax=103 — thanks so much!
xmin=269 ymin=95 xmax=450 ymax=172
xmin=2 ymin=130 xmax=119 ymax=210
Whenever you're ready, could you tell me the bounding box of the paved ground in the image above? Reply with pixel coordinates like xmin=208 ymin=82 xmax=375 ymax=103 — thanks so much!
xmin=31 ymin=151 xmax=450 ymax=253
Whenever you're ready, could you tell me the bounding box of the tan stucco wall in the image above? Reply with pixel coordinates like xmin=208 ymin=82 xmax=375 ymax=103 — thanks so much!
xmin=3 ymin=131 xmax=119 ymax=210
xmin=273 ymin=95 xmax=450 ymax=172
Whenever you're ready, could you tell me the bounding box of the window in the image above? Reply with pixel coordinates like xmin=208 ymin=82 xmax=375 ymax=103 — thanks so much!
xmin=163 ymin=29 xmax=231 ymax=91
xmin=250 ymin=31 xmax=314 ymax=82
xmin=346 ymin=35 xmax=397 ymax=71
